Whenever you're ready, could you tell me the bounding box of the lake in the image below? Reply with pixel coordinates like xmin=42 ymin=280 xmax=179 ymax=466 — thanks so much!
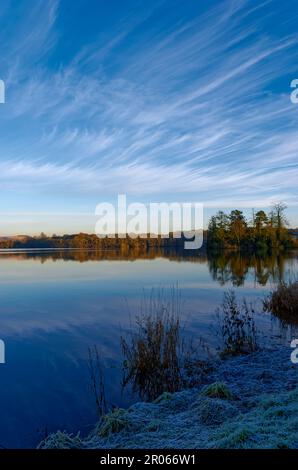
xmin=0 ymin=249 xmax=297 ymax=448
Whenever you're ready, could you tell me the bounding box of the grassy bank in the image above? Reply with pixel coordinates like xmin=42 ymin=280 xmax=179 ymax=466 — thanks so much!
xmin=39 ymin=346 xmax=298 ymax=449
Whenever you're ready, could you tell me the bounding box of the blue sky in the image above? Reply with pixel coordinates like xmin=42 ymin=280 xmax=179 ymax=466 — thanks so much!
xmin=0 ymin=0 xmax=297 ymax=235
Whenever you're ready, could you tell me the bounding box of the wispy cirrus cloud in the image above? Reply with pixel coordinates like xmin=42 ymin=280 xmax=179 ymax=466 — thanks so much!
xmin=0 ymin=0 xmax=297 ymax=232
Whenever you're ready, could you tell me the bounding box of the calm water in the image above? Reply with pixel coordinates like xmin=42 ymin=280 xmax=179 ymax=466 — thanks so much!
xmin=0 ymin=249 xmax=297 ymax=448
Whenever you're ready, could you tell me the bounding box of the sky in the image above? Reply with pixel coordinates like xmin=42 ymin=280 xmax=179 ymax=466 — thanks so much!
xmin=0 ymin=0 xmax=298 ymax=235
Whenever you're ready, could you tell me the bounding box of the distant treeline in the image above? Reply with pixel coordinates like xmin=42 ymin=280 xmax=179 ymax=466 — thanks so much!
xmin=0 ymin=204 xmax=296 ymax=252
xmin=0 ymin=232 xmax=202 ymax=252
xmin=207 ymin=203 xmax=296 ymax=252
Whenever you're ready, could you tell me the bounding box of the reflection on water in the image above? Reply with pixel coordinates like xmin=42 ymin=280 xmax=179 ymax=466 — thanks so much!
xmin=0 ymin=248 xmax=297 ymax=448
xmin=1 ymin=248 xmax=297 ymax=286
xmin=207 ymin=251 xmax=297 ymax=286
xmin=0 ymin=247 xmax=206 ymax=263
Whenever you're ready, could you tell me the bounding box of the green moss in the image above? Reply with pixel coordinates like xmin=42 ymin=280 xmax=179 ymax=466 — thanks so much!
xmin=233 ymin=428 xmax=250 ymax=444
xmin=153 ymin=392 xmax=173 ymax=404
xmin=264 ymin=407 xmax=289 ymax=419
xmin=260 ymin=396 xmax=283 ymax=409
xmin=38 ymin=431 xmax=83 ymax=449
xmin=277 ymin=442 xmax=290 ymax=449
xmin=146 ymin=419 xmax=161 ymax=432
xmin=201 ymin=382 xmax=233 ymax=400
xmin=98 ymin=408 xmax=129 ymax=437
xmin=195 ymin=398 xmax=238 ymax=425
xmin=214 ymin=426 xmax=252 ymax=448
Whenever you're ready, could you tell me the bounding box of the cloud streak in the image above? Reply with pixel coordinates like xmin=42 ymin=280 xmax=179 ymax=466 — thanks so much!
xmin=0 ymin=0 xmax=297 ymax=229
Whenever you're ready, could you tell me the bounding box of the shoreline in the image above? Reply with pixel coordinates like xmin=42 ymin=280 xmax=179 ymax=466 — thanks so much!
xmin=39 ymin=345 xmax=298 ymax=449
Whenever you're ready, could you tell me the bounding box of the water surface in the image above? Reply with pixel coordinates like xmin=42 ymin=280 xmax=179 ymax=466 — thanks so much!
xmin=0 ymin=249 xmax=297 ymax=448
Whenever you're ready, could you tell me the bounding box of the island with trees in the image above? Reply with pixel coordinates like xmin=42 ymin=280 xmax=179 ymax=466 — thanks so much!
xmin=207 ymin=203 xmax=296 ymax=252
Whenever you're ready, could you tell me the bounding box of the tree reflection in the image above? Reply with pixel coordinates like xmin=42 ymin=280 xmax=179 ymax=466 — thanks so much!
xmin=207 ymin=251 xmax=295 ymax=286
xmin=0 ymin=247 xmax=296 ymax=287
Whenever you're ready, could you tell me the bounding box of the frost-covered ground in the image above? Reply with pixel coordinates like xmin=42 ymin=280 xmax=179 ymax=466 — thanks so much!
xmin=39 ymin=346 xmax=298 ymax=449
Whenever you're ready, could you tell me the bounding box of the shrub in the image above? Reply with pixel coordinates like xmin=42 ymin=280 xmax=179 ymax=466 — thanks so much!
xmin=263 ymin=281 xmax=298 ymax=324
xmin=216 ymin=290 xmax=258 ymax=356
xmin=121 ymin=287 xmax=205 ymax=401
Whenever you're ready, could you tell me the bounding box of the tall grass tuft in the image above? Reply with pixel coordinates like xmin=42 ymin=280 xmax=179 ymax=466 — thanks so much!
xmin=263 ymin=280 xmax=298 ymax=324
xmin=121 ymin=287 xmax=206 ymax=401
xmin=87 ymin=345 xmax=108 ymax=418
xmin=216 ymin=290 xmax=258 ymax=356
